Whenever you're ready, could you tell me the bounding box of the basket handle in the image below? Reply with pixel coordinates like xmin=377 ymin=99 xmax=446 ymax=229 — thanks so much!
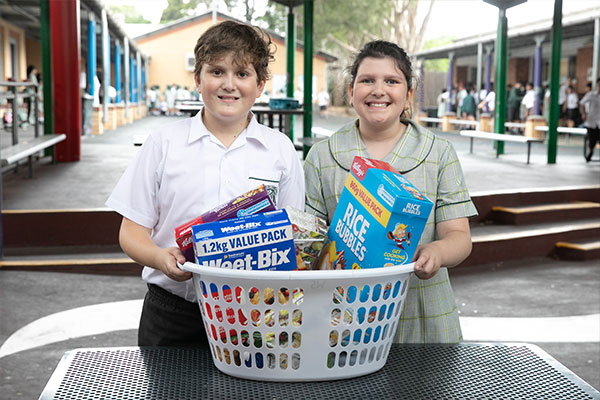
xmin=179 ymin=261 xmax=415 ymax=280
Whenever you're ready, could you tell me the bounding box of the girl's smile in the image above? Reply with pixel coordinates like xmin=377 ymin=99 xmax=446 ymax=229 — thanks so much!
xmin=349 ymin=56 xmax=413 ymax=137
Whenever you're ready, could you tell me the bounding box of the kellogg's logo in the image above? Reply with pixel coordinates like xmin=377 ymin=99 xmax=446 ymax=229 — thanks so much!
xmin=352 ymin=161 xmax=365 ymax=178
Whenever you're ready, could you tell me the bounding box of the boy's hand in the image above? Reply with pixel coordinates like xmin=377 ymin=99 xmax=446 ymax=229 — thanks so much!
xmin=413 ymin=243 xmax=442 ymax=280
xmin=119 ymin=218 xmax=192 ymax=281
xmin=155 ymin=247 xmax=191 ymax=282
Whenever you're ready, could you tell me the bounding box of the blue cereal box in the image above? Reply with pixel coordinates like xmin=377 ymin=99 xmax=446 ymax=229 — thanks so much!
xmin=191 ymin=209 xmax=297 ymax=271
xmin=321 ymin=157 xmax=433 ymax=270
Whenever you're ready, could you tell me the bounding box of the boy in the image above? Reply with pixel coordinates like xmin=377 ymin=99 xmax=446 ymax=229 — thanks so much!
xmin=106 ymin=20 xmax=305 ymax=347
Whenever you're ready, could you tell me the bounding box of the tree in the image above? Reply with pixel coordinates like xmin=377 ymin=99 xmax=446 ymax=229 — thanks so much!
xmin=422 ymin=36 xmax=454 ymax=72
xmin=160 ymin=0 xmax=205 ymax=23
xmin=108 ymin=5 xmax=151 ymax=24
xmin=254 ymin=2 xmax=287 ymax=34
xmin=298 ymin=0 xmax=436 ymax=106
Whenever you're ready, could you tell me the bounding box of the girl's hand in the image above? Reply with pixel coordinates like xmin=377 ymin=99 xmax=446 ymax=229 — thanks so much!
xmin=413 ymin=242 xmax=442 ymax=280
xmin=155 ymin=247 xmax=191 ymax=282
xmin=411 ymin=218 xmax=472 ymax=280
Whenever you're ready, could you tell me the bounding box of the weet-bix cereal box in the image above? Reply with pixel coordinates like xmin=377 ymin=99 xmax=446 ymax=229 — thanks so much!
xmin=191 ymin=209 xmax=297 ymax=271
xmin=321 ymin=157 xmax=433 ymax=270
xmin=175 ymin=185 xmax=276 ymax=262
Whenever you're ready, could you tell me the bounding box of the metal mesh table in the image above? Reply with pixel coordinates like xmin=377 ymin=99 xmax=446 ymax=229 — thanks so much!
xmin=39 ymin=343 xmax=599 ymax=399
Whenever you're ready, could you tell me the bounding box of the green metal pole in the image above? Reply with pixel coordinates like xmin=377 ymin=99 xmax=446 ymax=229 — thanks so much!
xmin=40 ymin=0 xmax=54 ymax=135
xmin=494 ymin=8 xmax=508 ymax=155
xmin=303 ymin=0 xmax=313 ymax=159
xmin=286 ymin=8 xmax=295 ymax=98
xmin=285 ymin=6 xmax=295 ymax=142
xmin=547 ymin=0 xmax=562 ymax=164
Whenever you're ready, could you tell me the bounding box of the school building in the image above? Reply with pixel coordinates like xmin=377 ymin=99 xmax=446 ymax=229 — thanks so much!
xmin=133 ymin=11 xmax=336 ymax=99
xmin=0 ymin=1 xmax=334 ymax=164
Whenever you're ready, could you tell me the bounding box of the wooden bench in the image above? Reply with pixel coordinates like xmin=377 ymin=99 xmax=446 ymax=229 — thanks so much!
xmin=1 ymin=133 xmax=66 ymax=177
xmin=460 ymin=130 xmax=543 ymax=164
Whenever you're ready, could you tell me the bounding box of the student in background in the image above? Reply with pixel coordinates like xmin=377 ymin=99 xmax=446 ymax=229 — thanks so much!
xmin=521 ymin=82 xmax=536 ymax=118
xmin=564 ymin=85 xmax=581 ymax=128
xmin=461 ymin=84 xmax=477 ymax=125
xmin=580 ymin=78 xmax=600 ymax=162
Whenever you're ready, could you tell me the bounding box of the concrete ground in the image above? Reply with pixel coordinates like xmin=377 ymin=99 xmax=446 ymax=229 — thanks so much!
xmin=1 ymin=112 xmax=599 ymax=398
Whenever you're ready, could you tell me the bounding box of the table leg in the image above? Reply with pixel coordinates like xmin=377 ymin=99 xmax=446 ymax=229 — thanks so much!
xmin=470 ymin=138 xmax=474 ymax=153
xmin=28 ymin=155 xmax=33 ymax=178
xmin=527 ymin=142 xmax=531 ymax=164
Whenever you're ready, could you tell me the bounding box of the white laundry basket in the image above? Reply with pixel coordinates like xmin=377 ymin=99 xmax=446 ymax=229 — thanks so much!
xmin=181 ymin=262 xmax=414 ymax=382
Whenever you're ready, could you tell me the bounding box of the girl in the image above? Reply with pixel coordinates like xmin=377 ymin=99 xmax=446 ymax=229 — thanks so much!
xmin=304 ymin=40 xmax=477 ymax=343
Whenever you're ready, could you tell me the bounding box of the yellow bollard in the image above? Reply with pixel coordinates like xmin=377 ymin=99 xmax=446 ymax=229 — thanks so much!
xmin=525 ymin=115 xmax=546 ymax=139
xmin=442 ymin=112 xmax=456 ymax=132
xmin=479 ymin=113 xmax=493 ymax=132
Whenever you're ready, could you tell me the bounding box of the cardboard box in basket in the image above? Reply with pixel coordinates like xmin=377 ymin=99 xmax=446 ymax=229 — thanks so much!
xmin=192 ymin=209 xmax=297 ymax=271
xmin=322 ymin=156 xmax=433 ymax=270
xmin=175 ymin=185 xmax=276 ymax=262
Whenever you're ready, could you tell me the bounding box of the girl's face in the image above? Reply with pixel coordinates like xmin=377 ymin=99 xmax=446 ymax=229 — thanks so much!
xmin=349 ymin=56 xmax=413 ymax=133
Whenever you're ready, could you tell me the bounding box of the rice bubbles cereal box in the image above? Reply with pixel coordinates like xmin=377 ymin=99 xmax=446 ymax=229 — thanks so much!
xmin=192 ymin=209 xmax=297 ymax=271
xmin=324 ymin=156 xmax=433 ymax=270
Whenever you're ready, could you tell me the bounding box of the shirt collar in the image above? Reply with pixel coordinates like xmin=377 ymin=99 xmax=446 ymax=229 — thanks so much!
xmin=188 ymin=108 xmax=269 ymax=149
xmin=188 ymin=108 xmax=212 ymax=144
xmin=329 ymin=119 xmax=434 ymax=174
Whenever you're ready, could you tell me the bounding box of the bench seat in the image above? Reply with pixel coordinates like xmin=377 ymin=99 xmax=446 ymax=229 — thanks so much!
xmin=2 ymin=133 xmax=66 ymax=177
xmin=460 ymin=130 xmax=543 ymax=164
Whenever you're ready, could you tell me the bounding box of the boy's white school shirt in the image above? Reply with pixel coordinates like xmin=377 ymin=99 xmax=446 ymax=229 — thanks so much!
xmin=106 ymin=110 xmax=305 ymax=302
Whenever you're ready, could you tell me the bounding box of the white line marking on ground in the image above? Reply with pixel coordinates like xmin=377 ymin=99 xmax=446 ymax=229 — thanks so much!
xmin=0 ymin=300 xmax=143 ymax=358
xmin=460 ymin=314 xmax=600 ymax=342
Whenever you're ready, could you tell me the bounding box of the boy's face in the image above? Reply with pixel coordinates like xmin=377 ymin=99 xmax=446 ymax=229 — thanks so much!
xmin=195 ymin=53 xmax=265 ymax=128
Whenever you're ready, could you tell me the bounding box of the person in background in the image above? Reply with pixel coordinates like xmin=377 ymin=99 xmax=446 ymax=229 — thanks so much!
xmin=558 ymin=76 xmax=572 ymax=126
xmin=507 ymin=81 xmax=524 ymax=126
xmin=437 ymin=88 xmax=448 ymax=118
xmin=304 ymin=40 xmax=477 ymax=343
xmin=164 ymin=84 xmax=175 ymax=116
xmin=25 ymin=65 xmax=39 ymax=125
xmin=106 ymin=20 xmax=305 ymax=347
xmin=478 ymin=83 xmax=495 ymax=115
xmin=460 ymin=84 xmax=477 ymax=126
xmin=521 ymin=82 xmax=536 ymax=119
xmin=175 ymin=84 xmax=185 ymax=115
xmin=456 ymin=82 xmax=467 ymax=117
xmin=580 ymin=78 xmax=600 ymax=162
xmin=564 ymin=85 xmax=581 ymax=128
xmin=147 ymin=85 xmax=158 ymax=115
xmin=317 ymin=88 xmax=330 ymax=118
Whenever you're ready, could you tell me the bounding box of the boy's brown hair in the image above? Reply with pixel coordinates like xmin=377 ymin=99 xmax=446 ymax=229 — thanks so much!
xmin=193 ymin=20 xmax=274 ymax=84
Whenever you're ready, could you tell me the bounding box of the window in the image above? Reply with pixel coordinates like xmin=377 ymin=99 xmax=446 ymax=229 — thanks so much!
xmin=185 ymin=53 xmax=194 ymax=72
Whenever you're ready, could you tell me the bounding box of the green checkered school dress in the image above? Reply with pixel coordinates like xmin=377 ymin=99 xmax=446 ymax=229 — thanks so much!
xmin=304 ymin=119 xmax=478 ymax=343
